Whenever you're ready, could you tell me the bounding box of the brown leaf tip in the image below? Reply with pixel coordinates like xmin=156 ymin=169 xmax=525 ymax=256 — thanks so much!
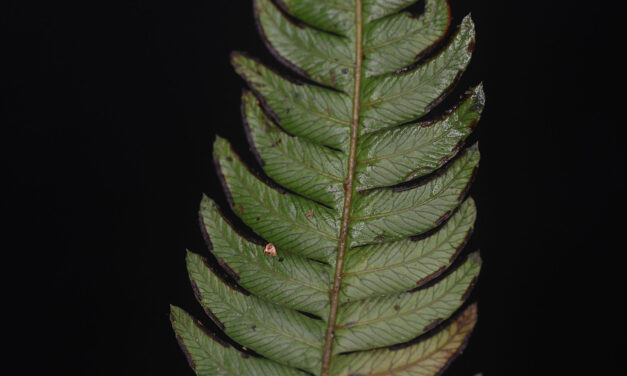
xmin=264 ymin=243 xmax=277 ymax=256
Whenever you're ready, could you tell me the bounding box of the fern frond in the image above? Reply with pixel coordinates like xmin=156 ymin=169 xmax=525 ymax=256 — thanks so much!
xmin=172 ymin=0 xmax=484 ymax=374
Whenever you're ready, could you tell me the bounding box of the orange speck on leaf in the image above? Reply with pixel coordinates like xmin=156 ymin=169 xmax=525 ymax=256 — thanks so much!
xmin=264 ymin=243 xmax=277 ymax=256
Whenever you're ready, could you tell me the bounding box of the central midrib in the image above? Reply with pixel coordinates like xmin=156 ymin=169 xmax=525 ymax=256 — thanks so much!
xmin=320 ymin=1 xmax=363 ymax=375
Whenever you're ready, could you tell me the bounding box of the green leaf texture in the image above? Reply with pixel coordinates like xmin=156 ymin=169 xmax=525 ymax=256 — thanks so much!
xmin=172 ymin=0 xmax=484 ymax=375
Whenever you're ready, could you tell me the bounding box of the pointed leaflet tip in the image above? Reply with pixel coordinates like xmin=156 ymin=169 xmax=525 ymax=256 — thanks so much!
xmin=462 ymin=13 xmax=475 ymax=29
xmin=213 ymin=135 xmax=229 ymax=153
xmin=230 ymin=50 xmax=244 ymax=66
xmin=184 ymin=248 xmax=199 ymax=264
xmin=474 ymin=82 xmax=486 ymax=109
xmin=169 ymin=304 xmax=179 ymax=318
xmin=459 ymin=14 xmax=476 ymax=52
xmin=469 ymin=250 xmax=482 ymax=265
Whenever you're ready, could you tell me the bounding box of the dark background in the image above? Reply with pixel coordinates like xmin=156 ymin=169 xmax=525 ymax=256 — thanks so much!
xmin=3 ymin=0 xmax=624 ymax=375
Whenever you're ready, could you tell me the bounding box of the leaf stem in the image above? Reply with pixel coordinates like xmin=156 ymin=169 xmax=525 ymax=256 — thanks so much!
xmin=321 ymin=0 xmax=363 ymax=374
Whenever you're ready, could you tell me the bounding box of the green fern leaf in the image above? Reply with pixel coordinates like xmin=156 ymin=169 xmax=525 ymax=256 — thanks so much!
xmin=172 ymin=0 xmax=484 ymax=374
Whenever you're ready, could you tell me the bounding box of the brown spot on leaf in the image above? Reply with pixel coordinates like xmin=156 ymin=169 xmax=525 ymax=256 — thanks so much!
xmin=305 ymin=210 xmax=314 ymax=219
xmin=236 ymin=204 xmax=243 ymax=214
xmin=240 ymin=352 xmax=250 ymax=359
xmin=264 ymin=243 xmax=277 ymax=256
xmin=393 ymin=304 xmax=400 ymax=311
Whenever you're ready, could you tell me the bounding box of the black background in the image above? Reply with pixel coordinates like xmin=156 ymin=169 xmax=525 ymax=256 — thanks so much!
xmin=3 ymin=0 xmax=624 ymax=375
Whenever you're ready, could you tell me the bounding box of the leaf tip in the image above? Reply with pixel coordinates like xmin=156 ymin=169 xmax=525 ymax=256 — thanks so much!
xmin=169 ymin=304 xmax=181 ymax=321
xmin=213 ymin=135 xmax=232 ymax=158
xmin=463 ymin=196 xmax=477 ymax=212
xmin=460 ymin=14 xmax=476 ymax=42
xmin=461 ymin=13 xmax=475 ymax=27
xmin=230 ymin=50 xmax=245 ymax=65
xmin=199 ymin=193 xmax=214 ymax=210
xmin=184 ymin=248 xmax=195 ymax=259
xmin=472 ymin=82 xmax=485 ymax=107
xmin=468 ymin=250 xmax=482 ymax=266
